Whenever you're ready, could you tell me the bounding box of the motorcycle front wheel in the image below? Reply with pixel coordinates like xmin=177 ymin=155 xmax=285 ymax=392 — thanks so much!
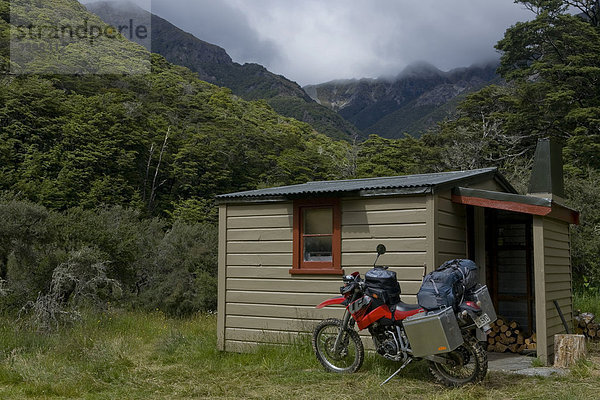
xmin=312 ymin=318 xmax=364 ymax=373
xmin=428 ymin=336 xmax=487 ymax=387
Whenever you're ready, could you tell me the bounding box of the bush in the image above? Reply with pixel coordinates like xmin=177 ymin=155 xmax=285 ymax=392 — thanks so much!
xmin=565 ymin=169 xmax=600 ymax=289
xmin=18 ymin=248 xmax=120 ymax=333
xmin=0 ymin=194 xmax=219 ymax=324
xmin=135 ymin=221 xmax=218 ymax=316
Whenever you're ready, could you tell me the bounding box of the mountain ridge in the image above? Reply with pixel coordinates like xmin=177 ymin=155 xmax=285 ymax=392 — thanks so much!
xmin=85 ymin=1 xmax=360 ymax=140
xmin=304 ymin=61 xmax=500 ymax=138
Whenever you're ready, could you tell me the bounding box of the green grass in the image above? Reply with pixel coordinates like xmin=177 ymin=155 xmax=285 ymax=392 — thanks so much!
xmin=0 ymin=311 xmax=598 ymax=399
xmin=574 ymin=290 xmax=600 ymax=316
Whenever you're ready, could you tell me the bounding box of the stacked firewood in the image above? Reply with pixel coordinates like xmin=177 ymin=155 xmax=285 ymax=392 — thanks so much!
xmin=486 ymin=316 xmax=537 ymax=353
xmin=574 ymin=311 xmax=599 ymax=340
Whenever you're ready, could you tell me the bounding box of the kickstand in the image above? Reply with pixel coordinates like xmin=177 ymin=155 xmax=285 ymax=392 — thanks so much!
xmin=380 ymin=358 xmax=413 ymax=386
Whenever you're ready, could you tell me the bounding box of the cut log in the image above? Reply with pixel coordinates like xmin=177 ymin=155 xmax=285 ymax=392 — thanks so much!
xmin=554 ymin=334 xmax=586 ymax=368
xmin=580 ymin=312 xmax=595 ymax=325
xmin=495 ymin=343 xmax=508 ymax=353
xmin=500 ymin=325 xmax=509 ymax=333
xmin=509 ymin=321 xmax=518 ymax=329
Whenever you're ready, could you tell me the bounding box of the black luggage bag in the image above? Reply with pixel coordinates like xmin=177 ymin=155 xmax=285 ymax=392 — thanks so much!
xmin=364 ymin=267 xmax=401 ymax=306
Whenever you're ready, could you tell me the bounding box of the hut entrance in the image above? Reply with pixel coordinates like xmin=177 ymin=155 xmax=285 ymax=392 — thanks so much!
xmin=484 ymin=209 xmax=535 ymax=335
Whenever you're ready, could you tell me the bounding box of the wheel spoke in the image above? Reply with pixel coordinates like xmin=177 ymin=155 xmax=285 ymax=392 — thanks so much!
xmin=428 ymin=338 xmax=487 ymax=387
xmin=312 ymin=319 xmax=364 ymax=374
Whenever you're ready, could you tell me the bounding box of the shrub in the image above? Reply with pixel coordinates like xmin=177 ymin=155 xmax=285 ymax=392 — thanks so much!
xmin=135 ymin=221 xmax=218 ymax=316
xmin=565 ymin=169 xmax=600 ymax=289
xmin=0 ymin=194 xmax=219 ymax=325
xmin=18 ymin=248 xmax=121 ymax=333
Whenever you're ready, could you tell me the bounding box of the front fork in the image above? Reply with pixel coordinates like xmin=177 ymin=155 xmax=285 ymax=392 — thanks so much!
xmin=333 ymin=309 xmax=352 ymax=353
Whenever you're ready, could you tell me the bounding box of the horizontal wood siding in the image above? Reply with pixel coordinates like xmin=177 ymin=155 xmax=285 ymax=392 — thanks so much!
xmin=341 ymin=197 xmax=428 ymax=298
xmin=223 ymin=197 xmax=429 ymax=351
xmin=543 ymin=217 xmax=572 ymax=361
xmin=468 ymin=179 xmax=507 ymax=192
xmin=436 ymin=191 xmax=467 ymax=267
xmin=224 ymin=202 xmax=327 ymax=351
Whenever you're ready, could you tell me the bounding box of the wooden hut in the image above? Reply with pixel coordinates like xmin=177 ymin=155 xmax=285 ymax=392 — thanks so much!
xmin=216 ymin=139 xmax=578 ymax=365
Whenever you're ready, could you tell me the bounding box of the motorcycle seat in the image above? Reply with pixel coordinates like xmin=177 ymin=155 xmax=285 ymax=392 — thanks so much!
xmin=394 ymin=301 xmax=421 ymax=312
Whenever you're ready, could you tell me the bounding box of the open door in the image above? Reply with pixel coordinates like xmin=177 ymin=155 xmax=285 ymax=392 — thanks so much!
xmin=485 ymin=209 xmax=535 ymax=335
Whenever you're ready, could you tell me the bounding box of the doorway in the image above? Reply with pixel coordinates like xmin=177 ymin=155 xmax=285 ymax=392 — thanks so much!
xmin=484 ymin=209 xmax=535 ymax=335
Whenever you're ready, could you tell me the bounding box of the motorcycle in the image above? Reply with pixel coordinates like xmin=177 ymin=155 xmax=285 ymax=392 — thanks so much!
xmin=311 ymin=244 xmax=495 ymax=387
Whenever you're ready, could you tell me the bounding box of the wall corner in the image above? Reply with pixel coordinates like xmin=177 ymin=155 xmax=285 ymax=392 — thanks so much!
xmin=217 ymin=204 xmax=227 ymax=351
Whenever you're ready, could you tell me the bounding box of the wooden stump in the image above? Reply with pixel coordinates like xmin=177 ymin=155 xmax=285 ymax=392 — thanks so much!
xmin=554 ymin=334 xmax=586 ymax=368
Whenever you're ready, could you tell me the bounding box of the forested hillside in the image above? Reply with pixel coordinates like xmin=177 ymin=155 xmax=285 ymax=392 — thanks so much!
xmin=0 ymin=0 xmax=599 ymax=325
xmin=0 ymin=0 xmax=355 ymax=320
xmin=85 ymin=1 xmax=361 ymax=140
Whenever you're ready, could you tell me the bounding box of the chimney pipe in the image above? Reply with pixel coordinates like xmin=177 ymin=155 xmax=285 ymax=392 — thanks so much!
xmin=528 ymin=138 xmax=565 ymax=199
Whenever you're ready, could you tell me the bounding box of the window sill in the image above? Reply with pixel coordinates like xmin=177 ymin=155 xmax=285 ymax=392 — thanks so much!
xmin=289 ymin=268 xmax=345 ymax=276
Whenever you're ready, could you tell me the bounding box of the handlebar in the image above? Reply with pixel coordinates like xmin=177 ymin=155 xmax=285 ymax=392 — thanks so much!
xmin=341 ymin=273 xmax=364 ymax=295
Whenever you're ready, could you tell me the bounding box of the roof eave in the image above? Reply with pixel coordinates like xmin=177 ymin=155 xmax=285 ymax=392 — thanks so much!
xmin=452 ymin=187 xmax=579 ymax=225
xmin=216 ymin=186 xmax=434 ymax=204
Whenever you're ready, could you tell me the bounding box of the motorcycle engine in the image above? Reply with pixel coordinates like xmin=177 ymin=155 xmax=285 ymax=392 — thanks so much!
xmin=371 ymin=326 xmax=401 ymax=360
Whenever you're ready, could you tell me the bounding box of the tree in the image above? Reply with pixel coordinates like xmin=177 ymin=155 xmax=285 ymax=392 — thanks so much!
xmin=356 ymin=135 xmax=442 ymax=178
xmin=496 ymin=1 xmax=600 ymax=170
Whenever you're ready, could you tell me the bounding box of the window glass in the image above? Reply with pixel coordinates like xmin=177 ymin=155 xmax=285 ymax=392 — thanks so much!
xmin=304 ymin=236 xmax=333 ymax=262
xmin=303 ymin=208 xmax=332 ymax=234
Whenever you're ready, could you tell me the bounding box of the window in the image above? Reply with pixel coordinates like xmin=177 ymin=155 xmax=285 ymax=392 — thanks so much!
xmin=290 ymin=199 xmax=342 ymax=275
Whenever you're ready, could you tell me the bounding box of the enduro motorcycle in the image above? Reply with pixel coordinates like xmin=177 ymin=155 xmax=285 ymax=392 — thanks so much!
xmin=311 ymin=244 xmax=496 ymax=387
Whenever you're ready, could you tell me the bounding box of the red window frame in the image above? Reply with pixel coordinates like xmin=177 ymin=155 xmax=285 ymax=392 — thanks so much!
xmin=290 ymin=198 xmax=343 ymax=275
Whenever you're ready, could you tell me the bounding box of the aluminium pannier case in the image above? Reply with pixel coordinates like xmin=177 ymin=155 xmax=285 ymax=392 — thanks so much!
xmin=403 ymin=307 xmax=463 ymax=358
xmin=468 ymin=285 xmax=497 ymax=324
xmin=364 ymin=267 xmax=401 ymax=305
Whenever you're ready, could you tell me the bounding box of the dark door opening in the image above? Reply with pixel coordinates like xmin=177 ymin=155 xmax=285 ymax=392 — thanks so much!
xmin=485 ymin=209 xmax=535 ymax=335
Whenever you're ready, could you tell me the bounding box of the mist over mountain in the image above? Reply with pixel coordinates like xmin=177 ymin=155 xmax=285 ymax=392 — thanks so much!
xmin=305 ymin=61 xmax=501 ymax=138
xmin=85 ymin=1 xmax=501 ymax=139
xmin=85 ymin=1 xmax=361 ymax=140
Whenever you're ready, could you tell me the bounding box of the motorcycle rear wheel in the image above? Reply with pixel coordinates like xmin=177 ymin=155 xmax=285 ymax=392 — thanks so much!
xmin=428 ymin=336 xmax=487 ymax=387
xmin=312 ymin=318 xmax=364 ymax=373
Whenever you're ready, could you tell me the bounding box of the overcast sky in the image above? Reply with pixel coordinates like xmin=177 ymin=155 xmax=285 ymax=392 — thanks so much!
xmin=84 ymin=0 xmax=534 ymax=86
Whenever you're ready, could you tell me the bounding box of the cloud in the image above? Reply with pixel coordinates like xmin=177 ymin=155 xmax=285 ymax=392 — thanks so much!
xmin=224 ymin=0 xmax=533 ymax=85
xmin=82 ymin=0 xmax=534 ymax=86
xmin=149 ymin=0 xmax=281 ymax=66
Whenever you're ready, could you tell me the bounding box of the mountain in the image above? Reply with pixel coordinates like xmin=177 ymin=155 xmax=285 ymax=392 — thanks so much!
xmin=5 ymin=0 xmax=150 ymax=75
xmin=304 ymin=62 xmax=500 ymax=138
xmin=85 ymin=1 xmax=360 ymax=140
xmin=1 ymin=0 xmax=349 ymax=216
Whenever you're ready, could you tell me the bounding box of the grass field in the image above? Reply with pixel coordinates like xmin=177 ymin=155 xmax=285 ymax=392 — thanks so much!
xmin=0 ymin=310 xmax=599 ymax=400
xmin=574 ymin=290 xmax=600 ymax=316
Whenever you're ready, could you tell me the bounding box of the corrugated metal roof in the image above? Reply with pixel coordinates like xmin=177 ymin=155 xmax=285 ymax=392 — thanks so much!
xmin=217 ymin=167 xmax=512 ymax=201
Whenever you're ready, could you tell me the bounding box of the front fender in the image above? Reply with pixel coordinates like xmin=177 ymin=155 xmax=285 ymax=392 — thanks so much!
xmin=316 ymin=297 xmax=346 ymax=309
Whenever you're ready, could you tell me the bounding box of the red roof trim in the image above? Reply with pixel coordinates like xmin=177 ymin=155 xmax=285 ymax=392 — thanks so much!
xmin=452 ymin=194 xmax=552 ymax=216
xmin=452 ymin=194 xmax=579 ymax=225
